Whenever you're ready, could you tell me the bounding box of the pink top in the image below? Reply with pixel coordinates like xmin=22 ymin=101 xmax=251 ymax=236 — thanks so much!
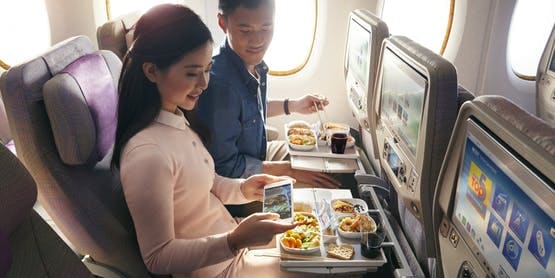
xmin=120 ymin=109 xmax=250 ymax=277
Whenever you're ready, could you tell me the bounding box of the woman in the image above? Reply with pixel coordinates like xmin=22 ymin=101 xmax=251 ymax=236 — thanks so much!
xmin=111 ymin=4 xmax=308 ymax=278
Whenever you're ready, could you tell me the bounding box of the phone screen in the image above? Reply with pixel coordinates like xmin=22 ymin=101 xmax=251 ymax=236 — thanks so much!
xmin=263 ymin=180 xmax=293 ymax=220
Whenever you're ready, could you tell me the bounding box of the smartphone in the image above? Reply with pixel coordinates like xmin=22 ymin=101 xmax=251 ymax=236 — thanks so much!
xmin=262 ymin=179 xmax=294 ymax=221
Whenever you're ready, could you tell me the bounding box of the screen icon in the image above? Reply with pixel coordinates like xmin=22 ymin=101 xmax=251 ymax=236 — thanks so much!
xmin=509 ymin=204 xmax=530 ymax=242
xmin=502 ymin=234 xmax=522 ymax=270
xmin=528 ymin=224 xmax=552 ymax=268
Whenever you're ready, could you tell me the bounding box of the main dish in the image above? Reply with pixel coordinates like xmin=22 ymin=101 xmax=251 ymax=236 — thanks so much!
xmin=332 ymin=199 xmax=368 ymax=214
xmin=287 ymin=126 xmax=316 ymax=151
xmin=280 ymin=213 xmax=321 ymax=253
xmin=337 ymin=213 xmax=377 ymax=238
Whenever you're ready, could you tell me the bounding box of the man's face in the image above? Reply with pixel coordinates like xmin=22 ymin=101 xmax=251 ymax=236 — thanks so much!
xmin=219 ymin=2 xmax=275 ymax=68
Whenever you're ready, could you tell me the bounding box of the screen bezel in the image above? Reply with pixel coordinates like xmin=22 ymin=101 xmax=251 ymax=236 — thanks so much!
xmin=451 ymin=118 xmax=554 ymax=275
xmin=377 ymin=46 xmax=429 ymax=160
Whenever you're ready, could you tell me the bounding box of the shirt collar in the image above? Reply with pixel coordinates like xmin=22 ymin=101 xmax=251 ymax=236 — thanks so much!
xmin=155 ymin=109 xmax=189 ymax=130
xmin=220 ymin=39 xmax=269 ymax=88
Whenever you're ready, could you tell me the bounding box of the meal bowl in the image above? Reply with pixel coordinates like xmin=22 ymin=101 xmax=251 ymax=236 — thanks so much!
xmin=346 ymin=136 xmax=356 ymax=148
xmin=326 ymin=135 xmax=356 ymax=148
xmin=337 ymin=214 xmax=377 ymax=239
xmin=323 ymin=123 xmax=350 ymax=138
xmin=280 ymin=212 xmax=322 ymax=254
xmin=287 ymin=120 xmax=311 ymax=129
xmin=288 ymin=133 xmax=316 ymax=151
xmin=331 ymin=198 xmax=368 ymax=215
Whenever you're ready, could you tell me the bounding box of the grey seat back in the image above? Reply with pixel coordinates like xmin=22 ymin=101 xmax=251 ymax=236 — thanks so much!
xmin=0 ymin=143 xmax=93 ymax=277
xmin=373 ymin=35 xmax=461 ymax=276
xmin=434 ymin=95 xmax=555 ymax=277
xmin=0 ymin=69 xmax=15 ymax=154
xmin=97 ymin=11 xmax=141 ymax=60
xmin=536 ymin=23 xmax=555 ymax=126
xmin=0 ymin=35 xmax=150 ymax=277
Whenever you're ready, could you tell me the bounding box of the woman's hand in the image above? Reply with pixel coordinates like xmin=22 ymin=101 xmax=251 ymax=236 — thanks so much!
xmin=290 ymin=94 xmax=329 ymax=115
xmin=227 ymin=213 xmax=296 ymax=250
xmin=240 ymin=174 xmax=295 ymax=201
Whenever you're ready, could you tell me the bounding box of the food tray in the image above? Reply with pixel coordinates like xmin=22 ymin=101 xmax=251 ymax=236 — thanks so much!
xmin=279 ymin=233 xmax=387 ymax=269
xmin=285 ymin=124 xmax=359 ymax=159
xmin=279 ymin=190 xmax=387 ymax=272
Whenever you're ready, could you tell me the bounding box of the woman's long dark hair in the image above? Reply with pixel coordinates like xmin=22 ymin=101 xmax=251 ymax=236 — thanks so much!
xmin=111 ymin=4 xmax=213 ymax=170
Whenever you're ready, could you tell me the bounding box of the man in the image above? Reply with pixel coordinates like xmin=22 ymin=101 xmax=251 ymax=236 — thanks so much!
xmin=195 ymin=0 xmax=339 ymax=211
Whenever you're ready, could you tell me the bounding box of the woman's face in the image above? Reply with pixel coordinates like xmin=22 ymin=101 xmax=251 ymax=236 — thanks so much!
xmin=145 ymin=41 xmax=213 ymax=112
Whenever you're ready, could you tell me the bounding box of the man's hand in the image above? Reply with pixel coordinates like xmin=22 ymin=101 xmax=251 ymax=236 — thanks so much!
xmin=262 ymin=161 xmax=340 ymax=189
xmin=290 ymin=94 xmax=329 ymax=115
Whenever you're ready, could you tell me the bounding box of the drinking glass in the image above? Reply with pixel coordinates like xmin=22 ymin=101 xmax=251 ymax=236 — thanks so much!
xmin=331 ymin=132 xmax=348 ymax=154
xmin=360 ymin=211 xmax=386 ymax=258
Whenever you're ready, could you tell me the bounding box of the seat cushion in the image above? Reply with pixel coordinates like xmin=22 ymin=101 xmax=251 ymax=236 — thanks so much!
xmin=0 ymin=229 xmax=11 ymax=278
xmin=43 ymin=53 xmax=118 ymax=165
xmin=0 ymin=145 xmax=36 ymax=235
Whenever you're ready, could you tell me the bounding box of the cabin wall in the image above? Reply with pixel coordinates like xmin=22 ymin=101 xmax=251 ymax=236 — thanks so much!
xmin=444 ymin=0 xmax=536 ymax=113
xmin=44 ymin=0 xmax=103 ymax=48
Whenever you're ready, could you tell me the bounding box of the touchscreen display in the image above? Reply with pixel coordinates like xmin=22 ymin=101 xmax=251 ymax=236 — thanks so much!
xmin=453 ymin=132 xmax=554 ymax=277
xmin=347 ymin=19 xmax=371 ymax=90
xmin=263 ymin=181 xmax=293 ymax=219
xmin=379 ymin=49 xmax=427 ymax=156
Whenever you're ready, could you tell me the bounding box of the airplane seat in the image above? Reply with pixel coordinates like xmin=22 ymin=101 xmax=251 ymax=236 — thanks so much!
xmin=433 ymin=95 xmax=554 ymax=277
xmin=536 ymin=23 xmax=555 ymax=127
xmin=96 ymin=10 xmax=141 ymax=60
xmin=371 ymin=35 xmax=459 ymax=276
xmin=0 ymin=69 xmax=15 ymax=154
xmin=0 ymin=143 xmax=93 ymax=277
xmin=0 ymin=35 xmax=155 ymax=278
xmin=457 ymin=84 xmax=475 ymax=110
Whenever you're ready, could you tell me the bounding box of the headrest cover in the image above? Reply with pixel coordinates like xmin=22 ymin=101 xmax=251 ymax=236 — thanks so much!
xmin=476 ymin=95 xmax=555 ymax=156
xmin=42 ymin=36 xmax=95 ymax=76
xmin=44 ymin=53 xmax=118 ymax=165
xmin=0 ymin=144 xmax=37 ymax=235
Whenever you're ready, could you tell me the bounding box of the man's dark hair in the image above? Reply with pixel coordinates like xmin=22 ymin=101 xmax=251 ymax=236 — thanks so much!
xmin=219 ymin=0 xmax=274 ymax=16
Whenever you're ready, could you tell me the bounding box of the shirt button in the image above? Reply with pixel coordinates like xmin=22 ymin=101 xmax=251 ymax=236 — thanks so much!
xmin=261 ymin=82 xmax=266 ymax=86
xmin=192 ymin=141 xmax=196 ymax=147
xmin=252 ymin=119 xmax=256 ymax=123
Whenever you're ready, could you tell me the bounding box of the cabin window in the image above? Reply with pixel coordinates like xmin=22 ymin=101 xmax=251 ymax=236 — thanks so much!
xmin=265 ymin=0 xmax=317 ymax=76
xmin=508 ymin=0 xmax=555 ymax=80
xmin=0 ymin=0 xmax=51 ymax=69
xmin=381 ymin=0 xmax=454 ymax=55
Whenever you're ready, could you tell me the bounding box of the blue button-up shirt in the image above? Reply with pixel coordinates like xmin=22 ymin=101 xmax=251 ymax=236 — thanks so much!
xmin=195 ymin=40 xmax=268 ymax=178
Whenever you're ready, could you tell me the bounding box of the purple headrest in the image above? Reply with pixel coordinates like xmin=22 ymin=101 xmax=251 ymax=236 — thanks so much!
xmin=44 ymin=53 xmax=119 ymax=165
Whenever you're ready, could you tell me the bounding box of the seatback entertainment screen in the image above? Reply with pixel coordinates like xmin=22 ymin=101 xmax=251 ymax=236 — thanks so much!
xmin=379 ymin=49 xmax=427 ymax=156
xmin=453 ymin=122 xmax=554 ymax=277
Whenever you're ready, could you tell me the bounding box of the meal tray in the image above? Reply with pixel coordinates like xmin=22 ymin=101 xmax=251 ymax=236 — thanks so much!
xmin=278 ymin=188 xmax=386 ymax=272
xmin=285 ymin=124 xmax=359 ymax=159
xmin=290 ymin=155 xmax=359 ymax=173
xmin=278 ymin=236 xmax=387 ymax=269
